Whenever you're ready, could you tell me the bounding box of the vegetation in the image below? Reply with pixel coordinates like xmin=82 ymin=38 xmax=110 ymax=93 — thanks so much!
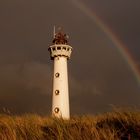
xmin=0 ymin=109 xmax=140 ymax=140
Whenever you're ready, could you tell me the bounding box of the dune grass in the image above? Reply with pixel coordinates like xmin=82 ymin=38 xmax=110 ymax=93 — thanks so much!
xmin=0 ymin=109 xmax=140 ymax=140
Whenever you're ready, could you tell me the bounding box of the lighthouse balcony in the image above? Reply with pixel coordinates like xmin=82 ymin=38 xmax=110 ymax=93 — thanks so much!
xmin=49 ymin=44 xmax=72 ymax=59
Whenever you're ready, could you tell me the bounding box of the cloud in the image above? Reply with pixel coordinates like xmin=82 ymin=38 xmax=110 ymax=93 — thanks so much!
xmin=0 ymin=62 xmax=52 ymax=94
xmin=0 ymin=62 xmax=52 ymax=115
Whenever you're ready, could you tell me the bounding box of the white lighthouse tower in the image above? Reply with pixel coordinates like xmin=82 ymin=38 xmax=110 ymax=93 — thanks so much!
xmin=48 ymin=28 xmax=72 ymax=119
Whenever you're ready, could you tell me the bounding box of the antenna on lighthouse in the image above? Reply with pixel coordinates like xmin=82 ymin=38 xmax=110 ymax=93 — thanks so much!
xmin=53 ymin=26 xmax=56 ymax=38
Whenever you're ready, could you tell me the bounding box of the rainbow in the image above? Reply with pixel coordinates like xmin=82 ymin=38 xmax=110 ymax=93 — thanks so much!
xmin=70 ymin=0 xmax=140 ymax=86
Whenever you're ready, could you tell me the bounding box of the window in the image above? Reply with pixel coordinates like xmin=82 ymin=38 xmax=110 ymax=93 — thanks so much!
xmin=54 ymin=107 xmax=59 ymax=113
xmin=55 ymin=73 xmax=60 ymax=78
xmin=52 ymin=47 xmax=56 ymax=51
xmin=57 ymin=47 xmax=61 ymax=50
xmin=55 ymin=90 xmax=59 ymax=95
xmin=63 ymin=47 xmax=66 ymax=50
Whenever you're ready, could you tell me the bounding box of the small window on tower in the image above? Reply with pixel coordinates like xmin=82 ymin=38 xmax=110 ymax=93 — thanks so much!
xmin=53 ymin=47 xmax=56 ymax=51
xmin=57 ymin=47 xmax=61 ymax=50
xmin=54 ymin=107 xmax=59 ymax=113
xmin=63 ymin=47 xmax=66 ymax=50
xmin=55 ymin=90 xmax=59 ymax=95
xmin=55 ymin=73 xmax=60 ymax=78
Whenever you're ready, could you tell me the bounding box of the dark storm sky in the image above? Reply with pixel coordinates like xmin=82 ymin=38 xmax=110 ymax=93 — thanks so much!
xmin=0 ymin=0 xmax=140 ymax=115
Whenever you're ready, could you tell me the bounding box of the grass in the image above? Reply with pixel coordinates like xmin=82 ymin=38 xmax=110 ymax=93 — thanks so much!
xmin=0 ymin=109 xmax=140 ymax=140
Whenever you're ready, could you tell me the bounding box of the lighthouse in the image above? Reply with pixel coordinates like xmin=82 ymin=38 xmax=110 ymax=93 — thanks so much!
xmin=48 ymin=28 xmax=72 ymax=119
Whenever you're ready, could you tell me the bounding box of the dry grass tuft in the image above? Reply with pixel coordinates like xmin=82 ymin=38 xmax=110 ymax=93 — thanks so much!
xmin=0 ymin=109 xmax=139 ymax=139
